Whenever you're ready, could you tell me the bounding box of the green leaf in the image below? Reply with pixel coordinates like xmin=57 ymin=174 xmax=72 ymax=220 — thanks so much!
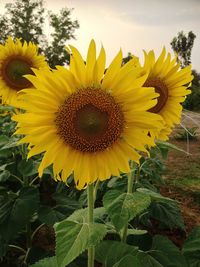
xmin=150 ymin=235 xmax=188 ymax=267
xmin=0 ymin=163 xmax=12 ymax=172
xmin=54 ymin=215 xmax=107 ymax=267
xmin=156 ymin=140 xmax=187 ymax=154
xmin=95 ymin=240 xmax=141 ymax=267
xmin=182 ymin=226 xmax=200 ymax=266
xmin=103 ymin=190 xmax=151 ymax=231
xmin=137 ymin=252 xmax=164 ymax=267
xmin=112 ymin=254 xmax=141 ymax=267
xmin=11 ymin=186 xmax=39 ymax=225
xmin=52 ymin=191 xmax=81 ymax=216
xmin=0 ymin=149 xmax=12 ymax=158
xmin=137 ymin=188 xmax=175 ymax=203
xmin=127 ymin=228 xmax=147 ymax=236
xmin=127 ymin=233 xmax=153 ymax=251
xmin=0 ymin=136 xmax=20 ymax=150
xmin=0 ymin=170 xmax=10 ymax=182
xmin=0 ymin=236 xmax=8 ymax=257
xmin=17 ymin=159 xmax=39 ymax=177
xmin=38 ymin=205 xmax=65 ymax=225
xmin=0 ymin=197 xmax=14 ymax=224
xmin=67 ymin=207 xmax=106 ymax=223
xmin=0 ymin=135 xmax=9 ymax=146
xmin=30 ymin=256 xmax=58 ymax=267
xmin=0 ymin=186 xmax=39 ymax=241
xmin=149 ymin=201 xmax=185 ymax=230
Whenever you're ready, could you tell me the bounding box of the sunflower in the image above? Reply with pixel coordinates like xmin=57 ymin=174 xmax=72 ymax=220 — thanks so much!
xmin=0 ymin=37 xmax=48 ymax=106
xmin=142 ymin=48 xmax=193 ymax=140
xmin=13 ymin=40 xmax=163 ymax=189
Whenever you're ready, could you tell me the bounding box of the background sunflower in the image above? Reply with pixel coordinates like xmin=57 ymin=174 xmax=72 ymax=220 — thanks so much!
xmin=0 ymin=37 xmax=48 ymax=106
xmin=142 ymin=48 xmax=193 ymax=140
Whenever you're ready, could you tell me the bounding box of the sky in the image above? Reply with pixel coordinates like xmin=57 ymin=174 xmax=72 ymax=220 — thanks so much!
xmin=0 ymin=0 xmax=200 ymax=70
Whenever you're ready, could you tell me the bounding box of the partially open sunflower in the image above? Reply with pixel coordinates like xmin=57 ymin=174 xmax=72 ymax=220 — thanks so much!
xmin=143 ymin=48 xmax=193 ymax=140
xmin=13 ymin=40 xmax=163 ymax=189
xmin=0 ymin=37 xmax=48 ymax=106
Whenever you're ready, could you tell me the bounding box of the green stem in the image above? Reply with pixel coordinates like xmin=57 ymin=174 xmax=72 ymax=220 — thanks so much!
xmin=121 ymin=161 xmax=136 ymax=243
xmin=23 ymin=175 xmax=29 ymax=187
xmin=8 ymin=245 xmax=26 ymax=254
xmin=127 ymin=171 xmax=134 ymax=194
xmin=93 ymin=179 xmax=100 ymax=202
xmin=87 ymin=183 xmax=94 ymax=267
xmin=10 ymin=174 xmax=24 ymax=185
xmin=29 ymin=175 xmax=39 ymax=186
xmin=31 ymin=223 xmax=45 ymax=241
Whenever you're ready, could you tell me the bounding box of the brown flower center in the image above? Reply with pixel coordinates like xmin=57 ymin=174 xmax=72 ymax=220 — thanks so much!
xmin=55 ymin=88 xmax=124 ymax=153
xmin=1 ymin=56 xmax=34 ymax=90
xmin=144 ymin=78 xmax=168 ymax=113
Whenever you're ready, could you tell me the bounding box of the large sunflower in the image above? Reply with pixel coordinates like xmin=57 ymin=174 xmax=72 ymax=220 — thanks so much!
xmin=142 ymin=48 xmax=193 ymax=140
xmin=13 ymin=40 xmax=163 ymax=189
xmin=0 ymin=37 xmax=48 ymax=106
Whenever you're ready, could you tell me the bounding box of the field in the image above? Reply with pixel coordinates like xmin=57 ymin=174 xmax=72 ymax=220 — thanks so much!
xmin=161 ymin=111 xmax=200 ymax=243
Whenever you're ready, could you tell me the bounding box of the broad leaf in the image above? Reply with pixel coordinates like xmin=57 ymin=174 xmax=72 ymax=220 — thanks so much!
xmin=137 ymin=251 xmax=164 ymax=267
xmin=38 ymin=205 xmax=65 ymax=225
xmin=30 ymin=256 xmax=58 ymax=267
xmin=127 ymin=228 xmax=147 ymax=236
xmin=0 ymin=236 xmax=8 ymax=257
xmin=0 ymin=136 xmax=20 ymax=150
xmin=137 ymin=188 xmax=174 ymax=202
xmin=151 ymin=235 xmax=188 ymax=267
xmin=95 ymin=240 xmax=141 ymax=267
xmin=0 ymin=135 xmax=9 ymax=147
xmin=55 ymin=215 xmax=107 ymax=267
xmin=149 ymin=201 xmax=185 ymax=230
xmin=11 ymin=186 xmax=39 ymax=225
xmin=156 ymin=140 xmax=186 ymax=155
xmin=182 ymin=226 xmax=200 ymax=266
xmin=17 ymin=159 xmax=39 ymax=177
xmin=52 ymin=191 xmax=81 ymax=216
xmin=67 ymin=207 xmax=107 ymax=223
xmin=0 ymin=170 xmax=10 ymax=182
xmin=103 ymin=190 xmax=151 ymax=231
xmin=112 ymin=254 xmax=141 ymax=267
xmin=0 ymin=186 xmax=39 ymax=241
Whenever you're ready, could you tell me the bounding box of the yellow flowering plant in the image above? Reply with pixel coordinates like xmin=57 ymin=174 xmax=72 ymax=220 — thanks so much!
xmin=0 ymin=38 xmax=194 ymax=267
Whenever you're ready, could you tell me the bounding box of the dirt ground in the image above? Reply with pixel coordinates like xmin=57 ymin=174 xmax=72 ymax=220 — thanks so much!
xmin=163 ymin=110 xmax=200 ymax=236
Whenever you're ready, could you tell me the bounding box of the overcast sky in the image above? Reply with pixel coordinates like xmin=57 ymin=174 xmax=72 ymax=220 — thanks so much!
xmin=0 ymin=0 xmax=200 ymax=70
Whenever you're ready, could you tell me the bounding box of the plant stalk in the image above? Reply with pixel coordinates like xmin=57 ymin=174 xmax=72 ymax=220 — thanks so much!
xmin=87 ymin=183 xmax=95 ymax=267
xmin=121 ymin=161 xmax=136 ymax=243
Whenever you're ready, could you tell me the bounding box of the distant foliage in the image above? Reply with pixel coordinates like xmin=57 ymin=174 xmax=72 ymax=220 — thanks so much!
xmin=0 ymin=0 xmax=79 ymax=68
xmin=174 ymin=127 xmax=199 ymax=141
xmin=171 ymin=31 xmax=200 ymax=111
xmin=170 ymin=31 xmax=196 ymax=68
xmin=184 ymin=70 xmax=200 ymax=111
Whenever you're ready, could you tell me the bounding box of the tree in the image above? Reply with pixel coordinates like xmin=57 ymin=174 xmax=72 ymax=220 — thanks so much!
xmin=0 ymin=0 xmax=79 ymax=68
xmin=170 ymin=31 xmax=196 ymax=68
xmin=45 ymin=8 xmax=79 ymax=67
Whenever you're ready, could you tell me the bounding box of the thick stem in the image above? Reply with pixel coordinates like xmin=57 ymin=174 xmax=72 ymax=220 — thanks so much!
xmin=87 ymin=184 xmax=95 ymax=267
xmin=121 ymin=161 xmax=136 ymax=243
xmin=127 ymin=170 xmax=134 ymax=194
xmin=93 ymin=179 xmax=100 ymax=203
